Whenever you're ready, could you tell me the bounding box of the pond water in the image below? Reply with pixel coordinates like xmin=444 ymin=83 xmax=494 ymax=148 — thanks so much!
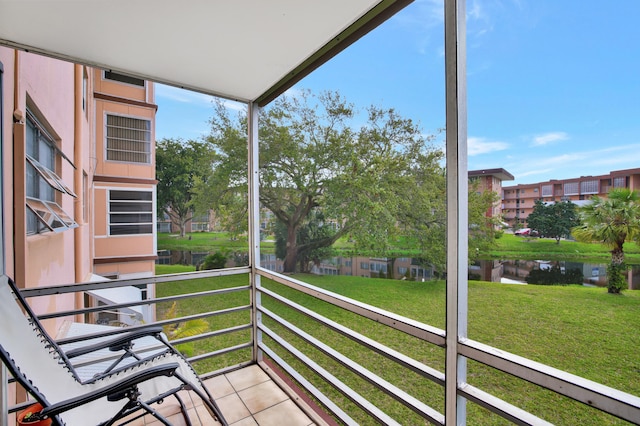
xmin=156 ymin=250 xmax=640 ymax=289
xmin=471 ymin=259 xmax=640 ymax=289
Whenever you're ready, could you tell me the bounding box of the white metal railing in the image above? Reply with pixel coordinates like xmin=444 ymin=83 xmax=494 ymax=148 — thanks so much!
xmin=4 ymin=268 xmax=252 ymax=416
xmin=253 ymin=267 xmax=640 ymax=425
xmin=3 ymin=266 xmax=639 ymax=423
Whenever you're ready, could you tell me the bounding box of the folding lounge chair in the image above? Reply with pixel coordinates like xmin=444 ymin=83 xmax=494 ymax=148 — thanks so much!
xmin=0 ymin=275 xmax=228 ymax=426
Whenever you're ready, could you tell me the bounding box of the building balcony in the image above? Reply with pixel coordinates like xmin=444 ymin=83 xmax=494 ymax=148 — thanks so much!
xmin=2 ymin=1 xmax=640 ymax=424
xmin=4 ymin=268 xmax=639 ymax=425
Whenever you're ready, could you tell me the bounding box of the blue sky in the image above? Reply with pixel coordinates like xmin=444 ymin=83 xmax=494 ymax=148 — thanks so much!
xmin=156 ymin=0 xmax=640 ymax=186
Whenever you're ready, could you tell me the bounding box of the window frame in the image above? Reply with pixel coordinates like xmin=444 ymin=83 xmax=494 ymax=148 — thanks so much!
xmin=26 ymin=155 xmax=76 ymax=197
xmin=25 ymin=109 xmax=77 ymax=235
xmin=107 ymin=189 xmax=154 ymax=236
xmin=105 ymin=113 xmax=152 ymax=164
xmin=613 ymin=176 xmax=627 ymax=188
xmin=563 ymin=181 xmax=579 ymax=196
xmin=580 ymin=180 xmax=599 ymax=195
xmin=26 ymin=197 xmax=77 ymax=233
xmin=102 ymin=70 xmax=146 ymax=88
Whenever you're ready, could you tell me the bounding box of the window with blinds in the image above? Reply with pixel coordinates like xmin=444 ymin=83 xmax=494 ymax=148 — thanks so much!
xmin=564 ymin=182 xmax=579 ymax=195
xmin=108 ymin=190 xmax=153 ymax=235
xmin=106 ymin=115 xmax=151 ymax=163
xmin=541 ymin=185 xmax=553 ymax=197
xmin=580 ymin=180 xmax=599 ymax=194
xmin=103 ymin=70 xmax=145 ymax=87
xmin=613 ymin=176 xmax=627 ymax=188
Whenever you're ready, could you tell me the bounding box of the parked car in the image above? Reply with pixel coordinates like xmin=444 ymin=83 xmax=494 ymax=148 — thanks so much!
xmin=514 ymin=228 xmax=538 ymax=236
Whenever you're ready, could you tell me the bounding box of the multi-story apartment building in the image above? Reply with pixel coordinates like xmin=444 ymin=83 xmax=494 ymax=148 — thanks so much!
xmin=468 ymin=168 xmax=514 ymax=220
xmin=503 ymin=168 xmax=640 ymax=227
xmin=0 ymin=48 xmax=157 ymax=329
xmin=157 ymin=211 xmax=217 ymax=234
xmin=92 ymin=69 xmax=157 ymax=281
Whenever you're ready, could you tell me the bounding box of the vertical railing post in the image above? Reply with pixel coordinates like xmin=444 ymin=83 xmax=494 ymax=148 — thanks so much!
xmin=247 ymin=102 xmax=263 ymax=363
xmin=0 ymin=58 xmax=7 ymax=426
xmin=444 ymin=0 xmax=468 ymax=424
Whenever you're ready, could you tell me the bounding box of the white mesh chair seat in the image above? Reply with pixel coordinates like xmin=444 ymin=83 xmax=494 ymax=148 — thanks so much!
xmin=0 ymin=275 xmax=227 ymax=426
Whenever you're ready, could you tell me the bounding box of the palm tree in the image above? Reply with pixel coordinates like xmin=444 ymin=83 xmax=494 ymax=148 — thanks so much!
xmin=162 ymin=302 xmax=210 ymax=356
xmin=573 ymin=188 xmax=640 ymax=293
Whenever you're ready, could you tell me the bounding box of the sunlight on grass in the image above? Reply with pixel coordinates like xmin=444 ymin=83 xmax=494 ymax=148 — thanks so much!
xmin=155 ymin=264 xmax=252 ymax=373
xmin=154 ymin=265 xmax=639 ymax=424
xmin=489 ymin=234 xmax=640 ymax=263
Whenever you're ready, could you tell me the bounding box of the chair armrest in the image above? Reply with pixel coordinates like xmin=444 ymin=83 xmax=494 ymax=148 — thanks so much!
xmin=65 ymin=326 xmax=165 ymax=358
xmin=39 ymin=362 xmax=180 ymax=419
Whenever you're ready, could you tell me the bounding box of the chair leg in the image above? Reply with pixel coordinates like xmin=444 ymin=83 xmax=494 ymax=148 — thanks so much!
xmin=100 ymin=398 xmax=140 ymax=426
xmin=99 ymin=389 xmax=177 ymax=426
xmin=199 ymin=394 xmax=228 ymax=426
xmin=173 ymin=392 xmax=193 ymax=426
xmin=138 ymin=400 xmax=173 ymax=426
xmin=174 ymin=372 xmax=228 ymax=426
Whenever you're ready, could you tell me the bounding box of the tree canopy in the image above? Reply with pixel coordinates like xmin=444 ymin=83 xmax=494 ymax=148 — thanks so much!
xmin=526 ymin=200 xmax=580 ymax=244
xmin=573 ymin=188 xmax=640 ymax=293
xmin=156 ymin=138 xmax=215 ymax=237
xmin=194 ymin=90 xmax=498 ymax=273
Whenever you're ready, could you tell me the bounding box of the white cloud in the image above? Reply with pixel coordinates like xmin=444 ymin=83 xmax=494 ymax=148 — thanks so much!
xmin=283 ymin=87 xmax=305 ymax=100
xmin=156 ymin=84 xmax=245 ymax=112
xmin=542 ymin=152 xmax=584 ymax=165
xmin=390 ymin=0 xmax=443 ymax=56
xmin=531 ymin=131 xmax=569 ymax=146
xmin=517 ymin=168 xmax=554 ymax=178
xmin=582 ymin=144 xmax=640 ymax=167
xmin=468 ymin=137 xmax=509 ymax=156
xmin=155 ymin=84 xmax=214 ymax=106
xmin=220 ymin=99 xmax=246 ymax=113
xmin=502 ymin=143 xmax=640 ymax=185
xmin=394 ymin=0 xmax=443 ymax=28
xmin=468 ymin=0 xmax=484 ymax=21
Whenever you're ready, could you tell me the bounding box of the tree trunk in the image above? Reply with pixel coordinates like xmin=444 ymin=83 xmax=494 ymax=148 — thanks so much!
xmin=608 ymin=248 xmax=626 ymax=294
xmin=283 ymin=225 xmax=298 ymax=273
xmin=387 ymin=258 xmax=396 ymax=279
xmin=611 ymin=248 xmax=624 ymax=266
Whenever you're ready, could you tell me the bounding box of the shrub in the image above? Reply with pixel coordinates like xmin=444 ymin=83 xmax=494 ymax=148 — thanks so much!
xmin=199 ymin=252 xmax=228 ymax=270
xmin=526 ymin=266 xmax=584 ymax=285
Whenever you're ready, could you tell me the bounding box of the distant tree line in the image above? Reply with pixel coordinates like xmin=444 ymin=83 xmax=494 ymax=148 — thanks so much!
xmin=523 ymin=188 xmax=640 ymax=293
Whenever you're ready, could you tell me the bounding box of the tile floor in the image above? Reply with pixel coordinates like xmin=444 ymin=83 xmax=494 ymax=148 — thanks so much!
xmin=131 ymin=365 xmax=318 ymax=426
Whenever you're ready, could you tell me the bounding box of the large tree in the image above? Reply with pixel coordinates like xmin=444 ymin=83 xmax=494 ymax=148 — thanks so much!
xmin=196 ymin=90 xmax=498 ymax=273
xmin=526 ymin=200 xmax=580 ymax=244
xmin=195 ymin=91 xmax=443 ymax=272
xmin=156 ymin=138 xmax=215 ymax=237
xmin=573 ymin=188 xmax=640 ymax=293
xmin=274 ymin=209 xmax=335 ymax=273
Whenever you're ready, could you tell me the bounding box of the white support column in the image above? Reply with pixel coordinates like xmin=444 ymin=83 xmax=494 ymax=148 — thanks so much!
xmin=0 ymin=59 xmax=7 ymax=426
xmin=444 ymin=0 xmax=468 ymax=424
xmin=247 ymin=102 xmax=263 ymax=363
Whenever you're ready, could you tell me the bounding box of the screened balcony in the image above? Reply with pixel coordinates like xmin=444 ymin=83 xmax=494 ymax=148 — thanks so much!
xmin=6 ymin=263 xmax=640 ymax=425
xmin=1 ymin=0 xmax=640 ymax=425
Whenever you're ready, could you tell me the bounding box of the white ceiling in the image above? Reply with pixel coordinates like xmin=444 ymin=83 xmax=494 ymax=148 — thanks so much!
xmin=0 ymin=0 xmax=410 ymax=105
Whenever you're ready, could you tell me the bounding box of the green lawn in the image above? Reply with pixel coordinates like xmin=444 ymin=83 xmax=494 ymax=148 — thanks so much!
xmin=154 ymin=266 xmax=640 ymax=425
xmin=156 ymin=232 xmax=422 ymax=257
xmin=157 ymin=231 xmax=640 ymax=264
xmin=157 ymin=232 xmax=260 ymax=252
xmin=154 ymin=264 xmax=252 ymax=371
xmin=489 ymin=233 xmax=640 ymax=263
